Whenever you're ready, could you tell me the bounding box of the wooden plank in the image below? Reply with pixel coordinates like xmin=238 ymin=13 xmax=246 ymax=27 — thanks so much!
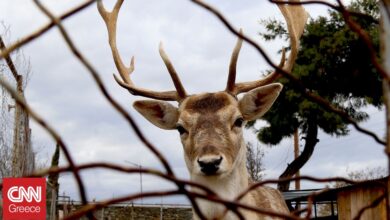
xmin=367 ymin=187 xmax=376 ymax=219
xmin=370 ymin=188 xmax=380 ymax=220
xmin=356 ymin=187 xmax=370 ymax=220
xmin=338 ymin=185 xmax=388 ymax=219
xmin=337 ymin=193 xmax=345 ymax=220
xmin=350 ymin=189 xmax=358 ymax=219
xmin=375 ymin=188 xmax=387 ymax=220
xmin=345 ymin=191 xmax=352 ymax=220
xmin=362 ymin=188 xmax=372 ymax=220
xmin=338 ymin=191 xmax=352 ymax=220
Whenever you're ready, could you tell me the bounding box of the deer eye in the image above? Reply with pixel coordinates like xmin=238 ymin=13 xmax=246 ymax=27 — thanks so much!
xmin=176 ymin=125 xmax=188 ymax=135
xmin=234 ymin=117 xmax=244 ymax=128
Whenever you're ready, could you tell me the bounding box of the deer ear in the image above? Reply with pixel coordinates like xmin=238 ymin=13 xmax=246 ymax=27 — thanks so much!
xmin=133 ymin=100 xmax=179 ymax=130
xmin=239 ymin=83 xmax=283 ymax=121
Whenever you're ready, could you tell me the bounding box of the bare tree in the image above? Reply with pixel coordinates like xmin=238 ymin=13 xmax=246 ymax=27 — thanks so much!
xmin=246 ymin=142 xmax=265 ymax=182
xmin=334 ymin=166 xmax=388 ymax=188
xmin=0 ymin=23 xmax=13 ymax=179
xmin=0 ymin=23 xmax=34 ymax=178
xmin=0 ymin=70 xmax=13 ymax=178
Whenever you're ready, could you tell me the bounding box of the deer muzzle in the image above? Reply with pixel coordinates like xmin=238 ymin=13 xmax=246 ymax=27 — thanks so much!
xmin=197 ymin=155 xmax=223 ymax=175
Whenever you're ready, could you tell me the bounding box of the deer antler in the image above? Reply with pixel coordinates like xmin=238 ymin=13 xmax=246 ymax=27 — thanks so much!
xmin=98 ymin=0 xmax=187 ymax=101
xmin=226 ymin=0 xmax=308 ymax=95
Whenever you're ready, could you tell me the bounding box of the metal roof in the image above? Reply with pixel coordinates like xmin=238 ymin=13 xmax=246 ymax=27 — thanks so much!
xmin=282 ymin=189 xmax=323 ymax=201
xmin=282 ymin=176 xmax=388 ymax=202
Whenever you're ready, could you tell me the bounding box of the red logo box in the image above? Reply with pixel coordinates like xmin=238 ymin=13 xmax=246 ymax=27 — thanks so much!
xmin=2 ymin=178 xmax=46 ymax=220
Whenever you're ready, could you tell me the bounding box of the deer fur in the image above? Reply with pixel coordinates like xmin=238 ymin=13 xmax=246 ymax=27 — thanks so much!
xmin=98 ymin=0 xmax=308 ymax=218
xmin=134 ymin=85 xmax=290 ymax=219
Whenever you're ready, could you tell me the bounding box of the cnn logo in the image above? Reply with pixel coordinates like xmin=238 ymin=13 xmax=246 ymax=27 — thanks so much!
xmin=7 ymin=186 xmax=42 ymax=203
xmin=2 ymin=178 xmax=46 ymax=220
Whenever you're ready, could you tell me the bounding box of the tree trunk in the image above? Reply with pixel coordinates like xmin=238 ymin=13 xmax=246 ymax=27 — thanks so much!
xmin=47 ymin=144 xmax=60 ymax=220
xmin=277 ymin=118 xmax=318 ymax=191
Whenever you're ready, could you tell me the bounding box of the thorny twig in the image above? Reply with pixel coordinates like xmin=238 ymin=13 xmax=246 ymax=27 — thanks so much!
xmin=353 ymin=193 xmax=387 ymax=219
xmin=270 ymin=0 xmax=379 ymax=24
xmin=304 ymin=188 xmax=330 ymax=219
xmin=63 ymin=190 xmax=182 ymax=220
xmin=32 ymin=161 xmax=388 ymax=219
xmin=31 ymin=0 xmax=211 ymax=219
xmin=271 ymin=0 xmax=388 ymax=90
xmin=0 ymin=59 xmax=89 ymax=211
xmin=33 ymin=162 xmax=304 ymax=219
xmin=33 ymin=163 xmax=217 ymax=196
xmin=31 ymin=0 xmax=174 ymax=179
xmin=191 ymin=0 xmax=386 ymax=146
xmin=221 ymin=176 xmax=387 ymax=219
xmin=237 ymin=176 xmax=371 ymax=201
xmin=0 ymin=0 xmax=95 ymax=60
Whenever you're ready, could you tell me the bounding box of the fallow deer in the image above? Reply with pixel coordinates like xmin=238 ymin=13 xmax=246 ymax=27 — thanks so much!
xmin=98 ymin=0 xmax=308 ymax=219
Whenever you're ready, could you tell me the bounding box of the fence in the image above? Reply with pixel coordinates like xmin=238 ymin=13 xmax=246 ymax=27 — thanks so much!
xmin=0 ymin=0 xmax=389 ymax=219
xmin=55 ymin=198 xmax=192 ymax=220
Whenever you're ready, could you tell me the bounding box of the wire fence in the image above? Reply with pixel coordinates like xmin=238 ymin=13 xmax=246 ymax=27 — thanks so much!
xmin=0 ymin=0 xmax=389 ymax=219
xmin=0 ymin=33 xmax=35 ymax=179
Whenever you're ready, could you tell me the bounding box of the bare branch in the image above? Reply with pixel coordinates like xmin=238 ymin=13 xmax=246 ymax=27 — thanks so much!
xmin=0 ymin=36 xmax=21 ymax=80
xmin=190 ymin=0 xmax=386 ymax=146
xmin=31 ymin=1 xmax=209 ymax=218
xmin=0 ymin=0 xmax=95 ymax=60
xmin=1 ymin=1 xmax=387 ymax=219
xmin=64 ymin=190 xmax=182 ymax=220
xmin=0 ymin=65 xmax=89 ymax=210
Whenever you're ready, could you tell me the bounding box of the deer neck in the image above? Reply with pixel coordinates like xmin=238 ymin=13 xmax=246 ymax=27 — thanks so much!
xmin=190 ymin=141 xmax=251 ymax=220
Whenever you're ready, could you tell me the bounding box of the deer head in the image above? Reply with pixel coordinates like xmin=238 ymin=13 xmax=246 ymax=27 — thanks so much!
xmin=98 ymin=0 xmax=307 ymax=180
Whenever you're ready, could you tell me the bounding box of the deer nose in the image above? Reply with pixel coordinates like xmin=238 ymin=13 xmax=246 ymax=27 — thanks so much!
xmin=197 ymin=156 xmax=223 ymax=175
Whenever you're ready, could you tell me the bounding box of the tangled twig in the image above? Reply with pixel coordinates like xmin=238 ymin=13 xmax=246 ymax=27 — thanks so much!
xmin=0 ymin=0 xmax=388 ymax=219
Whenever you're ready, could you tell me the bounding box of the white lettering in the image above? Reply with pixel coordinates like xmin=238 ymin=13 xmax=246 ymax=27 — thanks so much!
xmin=7 ymin=186 xmax=42 ymax=203
xmin=9 ymin=204 xmax=41 ymax=213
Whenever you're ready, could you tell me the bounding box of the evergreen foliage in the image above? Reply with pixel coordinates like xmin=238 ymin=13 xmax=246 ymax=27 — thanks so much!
xmin=255 ymin=0 xmax=382 ymax=190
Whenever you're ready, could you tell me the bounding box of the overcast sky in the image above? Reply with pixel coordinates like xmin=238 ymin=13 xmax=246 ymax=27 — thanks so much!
xmin=0 ymin=0 xmax=387 ymax=205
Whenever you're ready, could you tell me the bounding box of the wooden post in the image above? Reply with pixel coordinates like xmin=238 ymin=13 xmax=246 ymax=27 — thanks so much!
xmin=294 ymin=129 xmax=300 ymax=190
xmin=379 ymin=1 xmax=390 ymax=218
xmin=12 ymin=74 xmax=23 ymax=177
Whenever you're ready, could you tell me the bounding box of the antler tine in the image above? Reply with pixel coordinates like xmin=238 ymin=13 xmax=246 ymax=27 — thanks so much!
xmin=97 ymin=0 xmax=131 ymax=83
xmin=98 ymin=0 xmax=181 ymax=101
xmin=159 ymin=42 xmax=187 ymax=99
xmin=278 ymin=0 xmax=308 ymax=72
xmin=230 ymin=0 xmax=308 ymax=96
xmin=233 ymin=48 xmax=286 ymax=94
xmin=226 ymin=29 xmax=243 ymax=93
